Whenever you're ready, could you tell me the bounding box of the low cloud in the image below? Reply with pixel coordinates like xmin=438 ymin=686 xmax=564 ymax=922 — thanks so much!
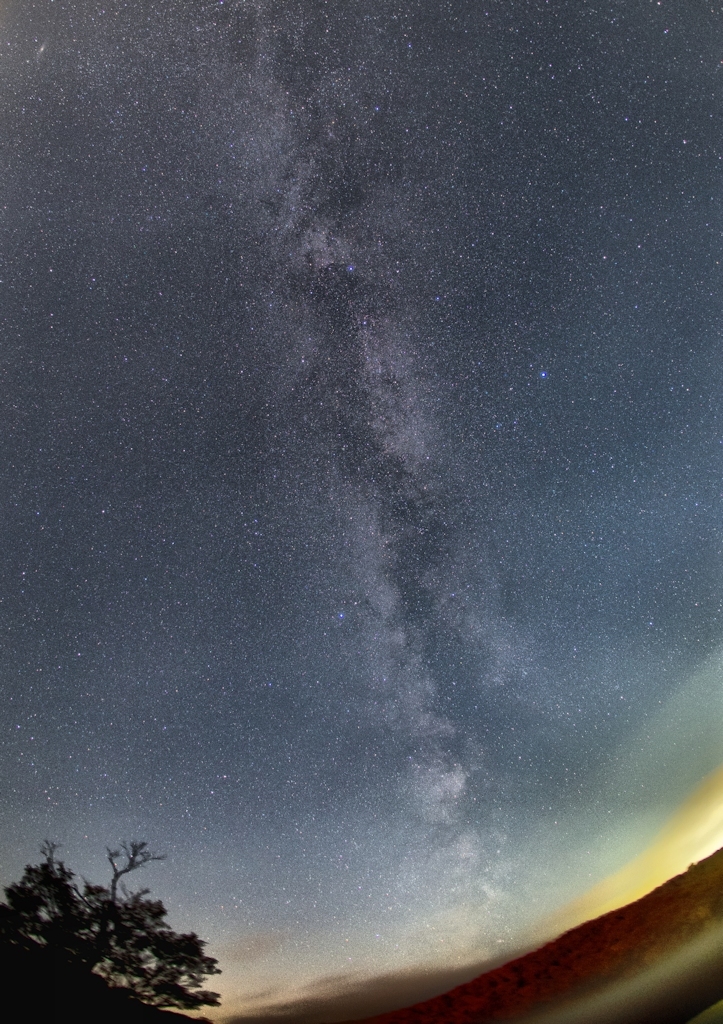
xmin=220 ymin=956 xmax=499 ymax=1024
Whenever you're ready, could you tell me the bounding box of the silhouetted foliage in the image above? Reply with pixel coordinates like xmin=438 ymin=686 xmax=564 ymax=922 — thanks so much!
xmin=0 ymin=841 xmax=220 ymax=1013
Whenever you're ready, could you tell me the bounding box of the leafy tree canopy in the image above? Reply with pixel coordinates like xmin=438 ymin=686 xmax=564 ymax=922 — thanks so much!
xmin=0 ymin=841 xmax=221 ymax=1011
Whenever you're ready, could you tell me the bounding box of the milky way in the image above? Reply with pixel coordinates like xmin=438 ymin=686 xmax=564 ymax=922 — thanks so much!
xmin=1 ymin=1 xmax=722 ymax=1019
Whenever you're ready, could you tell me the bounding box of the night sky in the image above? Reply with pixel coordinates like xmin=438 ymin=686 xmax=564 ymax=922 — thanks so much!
xmin=1 ymin=1 xmax=722 ymax=1019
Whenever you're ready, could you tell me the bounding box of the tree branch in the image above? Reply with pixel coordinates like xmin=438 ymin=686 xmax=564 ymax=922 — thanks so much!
xmin=106 ymin=841 xmax=165 ymax=903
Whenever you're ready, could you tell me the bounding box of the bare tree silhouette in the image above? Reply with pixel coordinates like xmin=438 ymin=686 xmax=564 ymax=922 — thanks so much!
xmin=107 ymin=841 xmax=166 ymax=903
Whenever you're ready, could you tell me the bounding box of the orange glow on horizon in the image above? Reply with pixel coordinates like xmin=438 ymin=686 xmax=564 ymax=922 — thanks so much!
xmin=545 ymin=761 xmax=723 ymax=937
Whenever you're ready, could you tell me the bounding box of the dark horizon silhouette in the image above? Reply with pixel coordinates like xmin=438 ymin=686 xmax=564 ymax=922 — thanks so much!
xmin=323 ymin=846 xmax=723 ymax=1024
xmin=0 ymin=842 xmax=219 ymax=1024
xmin=7 ymin=844 xmax=723 ymax=1024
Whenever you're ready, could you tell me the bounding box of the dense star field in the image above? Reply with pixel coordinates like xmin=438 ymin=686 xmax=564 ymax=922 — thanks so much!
xmin=1 ymin=0 xmax=722 ymax=1018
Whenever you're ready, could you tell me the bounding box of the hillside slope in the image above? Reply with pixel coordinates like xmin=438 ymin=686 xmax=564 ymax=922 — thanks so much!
xmin=342 ymin=846 xmax=723 ymax=1024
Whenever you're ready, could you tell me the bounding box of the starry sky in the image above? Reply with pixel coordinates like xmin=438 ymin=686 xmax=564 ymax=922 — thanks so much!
xmin=1 ymin=0 xmax=722 ymax=1020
